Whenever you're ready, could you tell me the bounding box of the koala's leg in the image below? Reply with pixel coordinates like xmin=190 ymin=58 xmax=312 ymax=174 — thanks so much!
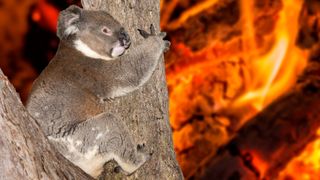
xmin=48 ymin=112 xmax=150 ymax=178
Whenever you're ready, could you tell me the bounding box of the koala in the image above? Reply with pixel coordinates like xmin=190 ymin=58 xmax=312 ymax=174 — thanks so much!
xmin=26 ymin=5 xmax=170 ymax=178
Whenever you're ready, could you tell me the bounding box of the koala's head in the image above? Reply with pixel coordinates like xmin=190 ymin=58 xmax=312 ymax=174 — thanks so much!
xmin=57 ymin=5 xmax=131 ymax=61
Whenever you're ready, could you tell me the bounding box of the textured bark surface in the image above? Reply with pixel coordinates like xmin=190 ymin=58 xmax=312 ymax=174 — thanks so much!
xmin=0 ymin=69 xmax=93 ymax=180
xmin=93 ymin=0 xmax=183 ymax=179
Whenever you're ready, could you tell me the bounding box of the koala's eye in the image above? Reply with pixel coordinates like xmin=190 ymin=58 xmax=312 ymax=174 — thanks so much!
xmin=102 ymin=27 xmax=112 ymax=36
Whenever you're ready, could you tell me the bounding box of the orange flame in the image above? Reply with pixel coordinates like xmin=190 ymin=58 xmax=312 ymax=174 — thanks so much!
xmin=164 ymin=0 xmax=317 ymax=178
xmin=166 ymin=0 xmax=220 ymax=30
xmin=232 ymin=0 xmax=308 ymax=112
xmin=235 ymin=0 xmax=320 ymax=178
xmin=279 ymin=129 xmax=320 ymax=180
xmin=234 ymin=0 xmax=320 ymax=178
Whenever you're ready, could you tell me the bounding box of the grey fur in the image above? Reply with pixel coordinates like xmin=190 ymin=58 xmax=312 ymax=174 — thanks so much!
xmin=57 ymin=5 xmax=131 ymax=59
xmin=26 ymin=5 xmax=169 ymax=178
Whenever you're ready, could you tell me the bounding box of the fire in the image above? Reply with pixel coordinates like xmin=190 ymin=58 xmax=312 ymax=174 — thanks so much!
xmin=163 ymin=0 xmax=318 ymax=178
xmin=279 ymin=129 xmax=320 ymax=180
xmin=247 ymin=150 xmax=269 ymax=177
xmin=232 ymin=0 xmax=307 ymax=112
xmin=235 ymin=0 xmax=320 ymax=178
xmin=165 ymin=0 xmax=220 ymax=30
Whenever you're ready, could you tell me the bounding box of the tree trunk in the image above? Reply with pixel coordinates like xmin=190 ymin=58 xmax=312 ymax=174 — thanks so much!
xmin=95 ymin=0 xmax=183 ymax=179
xmin=0 ymin=0 xmax=182 ymax=179
xmin=0 ymin=69 xmax=93 ymax=180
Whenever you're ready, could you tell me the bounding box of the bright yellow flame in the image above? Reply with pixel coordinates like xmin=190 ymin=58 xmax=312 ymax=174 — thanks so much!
xmin=232 ymin=0 xmax=307 ymax=111
xmin=279 ymin=129 xmax=320 ymax=180
xmin=233 ymin=0 xmax=319 ymax=179
xmin=238 ymin=37 xmax=289 ymax=110
xmin=165 ymin=0 xmax=314 ymax=178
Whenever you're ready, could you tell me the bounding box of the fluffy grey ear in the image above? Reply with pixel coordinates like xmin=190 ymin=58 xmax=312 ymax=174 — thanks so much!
xmin=81 ymin=0 xmax=102 ymax=10
xmin=57 ymin=5 xmax=82 ymax=40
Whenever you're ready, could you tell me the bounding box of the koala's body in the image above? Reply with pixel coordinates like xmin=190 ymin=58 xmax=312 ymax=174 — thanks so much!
xmin=26 ymin=5 xmax=169 ymax=178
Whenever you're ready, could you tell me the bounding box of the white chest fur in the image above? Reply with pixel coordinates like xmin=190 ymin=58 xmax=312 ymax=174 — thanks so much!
xmin=74 ymin=40 xmax=114 ymax=61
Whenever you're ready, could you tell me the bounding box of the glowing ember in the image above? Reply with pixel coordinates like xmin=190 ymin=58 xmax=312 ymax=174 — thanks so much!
xmin=279 ymin=129 xmax=320 ymax=180
xmin=163 ymin=0 xmax=318 ymax=178
xmin=233 ymin=0 xmax=319 ymax=177
xmin=247 ymin=150 xmax=269 ymax=177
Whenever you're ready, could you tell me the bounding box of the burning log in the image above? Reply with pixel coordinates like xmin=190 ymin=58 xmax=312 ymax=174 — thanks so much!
xmin=163 ymin=0 xmax=320 ymax=178
xmin=191 ymin=60 xmax=320 ymax=179
xmin=188 ymin=1 xmax=320 ymax=179
xmin=190 ymin=22 xmax=320 ymax=180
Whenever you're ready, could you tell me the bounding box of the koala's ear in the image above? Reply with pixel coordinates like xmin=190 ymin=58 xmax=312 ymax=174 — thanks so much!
xmin=57 ymin=5 xmax=82 ymax=40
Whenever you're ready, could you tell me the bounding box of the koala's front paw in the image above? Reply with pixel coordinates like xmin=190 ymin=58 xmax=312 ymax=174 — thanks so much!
xmin=137 ymin=24 xmax=156 ymax=38
xmin=162 ymin=36 xmax=171 ymax=52
xmin=138 ymin=24 xmax=171 ymax=52
xmin=137 ymin=143 xmax=154 ymax=158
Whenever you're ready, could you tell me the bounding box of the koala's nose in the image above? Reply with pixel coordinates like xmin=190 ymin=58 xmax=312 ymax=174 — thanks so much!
xmin=119 ymin=28 xmax=130 ymax=44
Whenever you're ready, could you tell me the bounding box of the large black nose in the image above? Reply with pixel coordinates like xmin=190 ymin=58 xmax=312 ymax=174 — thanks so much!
xmin=119 ymin=28 xmax=130 ymax=45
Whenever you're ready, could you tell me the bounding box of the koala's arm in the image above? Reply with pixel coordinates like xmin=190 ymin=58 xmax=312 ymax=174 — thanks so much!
xmin=106 ymin=26 xmax=170 ymax=98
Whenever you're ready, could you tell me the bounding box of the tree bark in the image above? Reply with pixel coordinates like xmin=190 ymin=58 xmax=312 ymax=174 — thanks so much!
xmin=93 ymin=0 xmax=183 ymax=179
xmin=0 ymin=69 xmax=93 ymax=180
xmin=0 ymin=0 xmax=182 ymax=180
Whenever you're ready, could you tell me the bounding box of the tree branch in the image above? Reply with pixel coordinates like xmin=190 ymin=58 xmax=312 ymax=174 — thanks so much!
xmin=0 ymin=69 xmax=93 ymax=180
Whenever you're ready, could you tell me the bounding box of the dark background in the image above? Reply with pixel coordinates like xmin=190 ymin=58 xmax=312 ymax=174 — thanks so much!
xmin=0 ymin=0 xmax=81 ymax=102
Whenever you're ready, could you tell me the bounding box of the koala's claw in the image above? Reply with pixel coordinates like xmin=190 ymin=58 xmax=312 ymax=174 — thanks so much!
xmin=159 ymin=32 xmax=167 ymax=38
xmin=137 ymin=29 xmax=150 ymax=39
xmin=137 ymin=143 xmax=146 ymax=151
xmin=164 ymin=40 xmax=171 ymax=52
xmin=138 ymin=24 xmax=170 ymax=52
xmin=102 ymin=97 xmax=115 ymax=102
xmin=138 ymin=24 xmax=166 ymax=39
xmin=150 ymin=24 xmax=156 ymax=35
